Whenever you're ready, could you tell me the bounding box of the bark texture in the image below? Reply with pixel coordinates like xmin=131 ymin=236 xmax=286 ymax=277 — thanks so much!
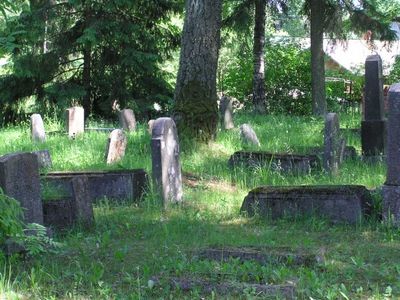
xmin=310 ymin=0 xmax=326 ymax=116
xmin=252 ymin=0 xmax=267 ymax=114
xmin=174 ymin=0 xmax=222 ymax=142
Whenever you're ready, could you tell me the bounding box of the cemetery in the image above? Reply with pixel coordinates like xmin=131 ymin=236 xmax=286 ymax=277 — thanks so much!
xmin=0 ymin=1 xmax=400 ymax=299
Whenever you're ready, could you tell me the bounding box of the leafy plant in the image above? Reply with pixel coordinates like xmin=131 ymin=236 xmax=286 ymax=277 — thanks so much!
xmin=0 ymin=189 xmax=23 ymax=245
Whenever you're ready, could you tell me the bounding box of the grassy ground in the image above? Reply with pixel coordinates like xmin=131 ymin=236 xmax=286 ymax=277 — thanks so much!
xmin=0 ymin=112 xmax=399 ymax=299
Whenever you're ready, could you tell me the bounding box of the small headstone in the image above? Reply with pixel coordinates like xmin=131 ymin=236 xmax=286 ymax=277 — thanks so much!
xmin=240 ymin=124 xmax=260 ymax=147
xmin=32 ymin=149 xmax=52 ymax=169
xmin=119 ymin=109 xmax=136 ymax=132
xmin=66 ymin=107 xmax=84 ymax=137
xmin=30 ymin=114 xmax=46 ymax=142
xmin=71 ymin=176 xmax=94 ymax=227
xmin=219 ymin=95 xmax=234 ymax=130
xmin=148 ymin=119 xmax=155 ymax=134
xmin=361 ymin=55 xmax=386 ymax=156
xmin=323 ymin=113 xmax=344 ymax=174
xmin=0 ymin=152 xmax=43 ymax=225
xmin=383 ymin=83 xmax=400 ymax=225
xmin=105 ymin=129 xmax=127 ymax=164
xmin=151 ymin=117 xmax=183 ymax=206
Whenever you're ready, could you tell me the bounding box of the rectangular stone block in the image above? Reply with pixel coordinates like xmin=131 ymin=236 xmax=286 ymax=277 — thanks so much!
xmin=241 ymin=185 xmax=372 ymax=224
xmin=361 ymin=120 xmax=386 ymax=156
xmin=66 ymin=107 xmax=84 ymax=137
xmin=382 ymin=185 xmax=400 ymax=226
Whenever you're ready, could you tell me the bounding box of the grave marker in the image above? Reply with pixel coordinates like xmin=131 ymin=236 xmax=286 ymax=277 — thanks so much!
xmin=119 ymin=108 xmax=136 ymax=131
xmin=31 ymin=114 xmax=46 ymax=142
xmin=66 ymin=107 xmax=84 ymax=137
xmin=105 ymin=129 xmax=127 ymax=164
xmin=219 ymin=95 xmax=234 ymax=130
xmin=323 ymin=113 xmax=345 ymax=174
xmin=240 ymin=124 xmax=260 ymax=147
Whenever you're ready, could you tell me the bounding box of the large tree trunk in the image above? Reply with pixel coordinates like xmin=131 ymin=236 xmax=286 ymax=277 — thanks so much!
xmin=174 ymin=0 xmax=222 ymax=142
xmin=310 ymin=0 xmax=326 ymax=116
xmin=252 ymin=0 xmax=267 ymax=114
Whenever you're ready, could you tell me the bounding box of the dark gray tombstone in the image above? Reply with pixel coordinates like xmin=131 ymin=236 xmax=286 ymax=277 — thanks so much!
xmin=31 ymin=114 xmax=46 ymax=142
xmin=71 ymin=176 xmax=94 ymax=227
xmin=151 ymin=117 xmax=183 ymax=206
xmin=361 ymin=55 xmax=386 ymax=156
xmin=66 ymin=107 xmax=85 ymax=137
xmin=105 ymin=129 xmax=127 ymax=164
xmin=119 ymin=109 xmax=136 ymax=132
xmin=219 ymin=95 xmax=234 ymax=130
xmin=383 ymin=83 xmax=400 ymax=225
xmin=323 ymin=113 xmax=344 ymax=175
xmin=32 ymin=149 xmax=52 ymax=169
xmin=240 ymin=124 xmax=260 ymax=147
xmin=0 ymin=152 xmax=43 ymax=225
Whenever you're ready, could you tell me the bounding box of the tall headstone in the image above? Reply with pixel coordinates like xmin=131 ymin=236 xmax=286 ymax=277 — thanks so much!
xmin=323 ymin=113 xmax=345 ymax=175
xmin=105 ymin=129 xmax=127 ymax=164
xmin=383 ymin=83 xmax=400 ymax=225
xmin=119 ymin=109 xmax=136 ymax=132
xmin=148 ymin=119 xmax=155 ymax=134
xmin=0 ymin=152 xmax=43 ymax=224
xmin=361 ymin=55 xmax=386 ymax=156
xmin=151 ymin=117 xmax=183 ymax=206
xmin=31 ymin=114 xmax=46 ymax=142
xmin=219 ymin=95 xmax=234 ymax=130
xmin=240 ymin=124 xmax=260 ymax=147
xmin=66 ymin=107 xmax=85 ymax=137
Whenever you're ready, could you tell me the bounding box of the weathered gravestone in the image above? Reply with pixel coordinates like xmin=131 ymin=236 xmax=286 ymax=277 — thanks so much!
xmin=0 ymin=152 xmax=43 ymax=224
xmin=119 ymin=108 xmax=136 ymax=132
xmin=241 ymin=185 xmax=372 ymax=224
xmin=32 ymin=149 xmax=52 ymax=169
xmin=148 ymin=119 xmax=155 ymax=134
xmin=31 ymin=114 xmax=46 ymax=142
xmin=323 ymin=113 xmax=345 ymax=174
xmin=383 ymin=83 xmax=400 ymax=225
xmin=240 ymin=124 xmax=260 ymax=147
xmin=105 ymin=129 xmax=127 ymax=164
xmin=151 ymin=117 xmax=183 ymax=206
xmin=66 ymin=107 xmax=85 ymax=137
xmin=361 ymin=55 xmax=386 ymax=156
xmin=219 ymin=95 xmax=234 ymax=130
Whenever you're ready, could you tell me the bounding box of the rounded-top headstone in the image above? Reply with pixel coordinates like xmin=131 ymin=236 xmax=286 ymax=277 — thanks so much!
xmin=106 ymin=129 xmax=127 ymax=164
xmin=386 ymin=83 xmax=400 ymax=185
xmin=31 ymin=114 xmax=46 ymax=142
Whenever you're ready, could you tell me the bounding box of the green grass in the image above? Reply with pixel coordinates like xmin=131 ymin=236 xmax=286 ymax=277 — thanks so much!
xmin=0 ymin=112 xmax=398 ymax=299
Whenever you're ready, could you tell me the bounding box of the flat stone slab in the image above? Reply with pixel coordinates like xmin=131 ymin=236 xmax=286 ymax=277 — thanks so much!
xmin=193 ymin=246 xmax=324 ymax=266
xmin=241 ymin=185 xmax=372 ymax=224
xmin=229 ymin=151 xmax=320 ymax=173
xmin=151 ymin=276 xmax=295 ymax=299
xmin=41 ymin=169 xmax=148 ymax=203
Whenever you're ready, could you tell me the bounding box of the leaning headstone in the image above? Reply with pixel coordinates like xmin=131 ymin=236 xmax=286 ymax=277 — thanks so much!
xmin=119 ymin=108 xmax=136 ymax=132
xmin=383 ymin=83 xmax=400 ymax=225
xmin=361 ymin=55 xmax=386 ymax=156
xmin=151 ymin=117 xmax=183 ymax=206
xmin=31 ymin=114 xmax=46 ymax=142
xmin=323 ymin=113 xmax=345 ymax=174
xmin=32 ymin=149 xmax=52 ymax=169
xmin=71 ymin=176 xmax=94 ymax=227
xmin=66 ymin=107 xmax=84 ymax=137
xmin=148 ymin=119 xmax=155 ymax=134
xmin=240 ymin=124 xmax=260 ymax=147
xmin=0 ymin=152 xmax=43 ymax=224
xmin=105 ymin=129 xmax=127 ymax=164
xmin=219 ymin=95 xmax=234 ymax=130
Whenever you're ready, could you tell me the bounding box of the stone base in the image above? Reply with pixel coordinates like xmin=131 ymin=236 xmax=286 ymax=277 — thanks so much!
xmin=382 ymin=185 xmax=400 ymax=226
xmin=241 ymin=185 xmax=372 ymax=224
xmin=361 ymin=120 xmax=386 ymax=156
xmin=228 ymin=151 xmax=319 ymax=173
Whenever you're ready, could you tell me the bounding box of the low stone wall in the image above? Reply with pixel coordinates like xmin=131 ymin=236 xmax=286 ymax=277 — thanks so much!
xmin=241 ymin=185 xmax=372 ymax=224
xmin=41 ymin=169 xmax=148 ymax=203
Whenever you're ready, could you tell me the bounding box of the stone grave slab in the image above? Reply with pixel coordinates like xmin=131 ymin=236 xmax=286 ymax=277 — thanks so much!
xmin=219 ymin=95 xmax=234 ymax=130
xmin=66 ymin=107 xmax=84 ymax=137
xmin=119 ymin=108 xmax=136 ymax=131
xmin=32 ymin=149 xmax=52 ymax=169
xmin=323 ymin=113 xmax=344 ymax=174
xmin=240 ymin=124 xmax=260 ymax=147
xmin=228 ymin=151 xmax=319 ymax=173
xmin=31 ymin=114 xmax=46 ymax=142
xmin=105 ymin=129 xmax=127 ymax=164
xmin=241 ymin=185 xmax=372 ymax=224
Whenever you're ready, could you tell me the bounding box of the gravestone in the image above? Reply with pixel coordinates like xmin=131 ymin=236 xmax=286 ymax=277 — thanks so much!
xmin=0 ymin=152 xmax=43 ymax=224
xmin=219 ymin=95 xmax=234 ymax=130
xmin=71 ymin=176 xmax=94 ymax=227
xmin=323 ymin=113 xmax=345 ymax=174
xmin=105 ymin=129 xmax=127 ymax=164
xmin=148 ymin=119 xmax=155 ymax=134
xmin=66 ymin=107 xmax=85 ymax=137
xmin=31 ymin=114 xmax=46 ymax=142
xmin=119 ymin=109 xmax=136 ymax=132
xmin=32 ymin=149 xmax=52 ymax=169
xmin=383 ymin=83 xmax=400 ymax=225
xmin=240 ymin=124 xmax=260 ymax=147
xmin=151 ymin=117 xmax=183 ymax=206
xmin=361 ymin=55 xmax=386 ymax=156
